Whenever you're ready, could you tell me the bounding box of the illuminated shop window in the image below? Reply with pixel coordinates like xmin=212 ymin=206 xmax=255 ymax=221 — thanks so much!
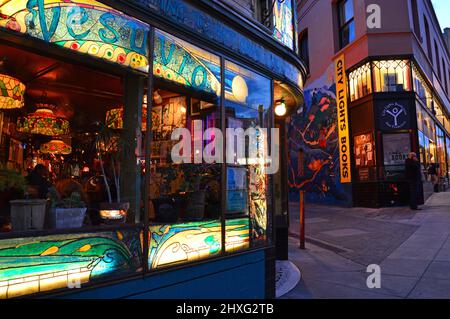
xmin=434 ymin=100 xmax=446 ymax=128
xmin=353 ymin=133 xmax=376 ymax=181
xmin=412 ymin=65 xmax=433 ymax=111
xmin=436 ymin=126 xmax=447 ymax=178
xmin=349 ymin=63 xmax=372 ymax=101
xmin=372 ymin=60 xmax=412 ymax=93
xmin=382 ymin=133 xmax=411 ymax=180
xmin=225 ymin=60 xmax=271 ymax=246
xmin=446 ymin=137 xmax=450 ymax=177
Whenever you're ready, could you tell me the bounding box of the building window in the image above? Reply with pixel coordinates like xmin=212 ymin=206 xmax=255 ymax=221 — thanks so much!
xmin=411 ymin=0 xmax=421 ymax=41
xmin=424 ymin=17 xmax=433 ymax=63
xmin=349 ymin=63 xmax=372 ymax=101
xmin=354 ymin=133 xmax=376 ymax=181
xmin=383 ymin=133 xmax=411 ymax=180
xmin=412 ymin=64 xmax=433 ymax=111
xmin=443 ymin=61 xmax=448 ymax=95
xmin=298 ymin=29 xmax=309 ymax=72
xmin=338 ymin=0 xmax=355 ymax=49
xmin=435 ymin=41 xmax=441 ymax=79
xmin=372 ymin=60 xmax=412 ymax=93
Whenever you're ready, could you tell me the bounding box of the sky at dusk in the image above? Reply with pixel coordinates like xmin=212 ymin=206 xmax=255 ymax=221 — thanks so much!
xmin=431 ymin=0 xmax=450 ymax=30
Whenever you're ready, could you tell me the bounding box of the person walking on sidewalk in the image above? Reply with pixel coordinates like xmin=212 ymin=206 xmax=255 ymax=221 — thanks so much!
xmin=405 ymin=152 xmax=422 ymax=210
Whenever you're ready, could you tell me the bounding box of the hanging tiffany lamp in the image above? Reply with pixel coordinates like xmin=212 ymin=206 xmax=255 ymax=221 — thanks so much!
xmin=0 ymin=74 xmax=26 ymax=109
xmin=40 ymin=139 xmax=72 ymax=155
xmin=17 ymin=103 xmax=70 ymax=136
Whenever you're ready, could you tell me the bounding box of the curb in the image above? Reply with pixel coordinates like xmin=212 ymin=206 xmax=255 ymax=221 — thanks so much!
xmin=275 ymin=260 xmax=302 ymax=298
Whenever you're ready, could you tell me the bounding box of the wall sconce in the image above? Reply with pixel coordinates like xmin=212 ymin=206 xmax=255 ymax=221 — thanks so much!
xmin=275 ymin=100 xmax=287 ymax=117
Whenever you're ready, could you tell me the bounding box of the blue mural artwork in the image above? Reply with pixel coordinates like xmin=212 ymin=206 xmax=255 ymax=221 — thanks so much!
xmin=288 ymin=84 xmax=352 ymax=205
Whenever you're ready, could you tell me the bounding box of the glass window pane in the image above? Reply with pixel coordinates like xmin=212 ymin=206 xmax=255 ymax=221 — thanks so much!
xmin=339 ymin=0 xmax=354 ymax=25
xmin=383 ymin=133 xmax=411 ymax=180
xmin=224 ymin=60 xmax=271 ymax=247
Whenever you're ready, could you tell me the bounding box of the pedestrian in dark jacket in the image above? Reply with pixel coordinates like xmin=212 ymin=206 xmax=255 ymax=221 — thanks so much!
xmin=405 ymin=152 xmax=421 ymax=210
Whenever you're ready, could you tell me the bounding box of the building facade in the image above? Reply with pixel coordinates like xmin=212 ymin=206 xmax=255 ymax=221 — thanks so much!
xmin=0 ymin=0 xmax=305 ymax=298
xmin=290 ymin=0 xmax=450 ymax=207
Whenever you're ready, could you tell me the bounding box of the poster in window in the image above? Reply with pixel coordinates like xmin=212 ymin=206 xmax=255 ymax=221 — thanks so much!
xmin=227 ymin=166 xmax=248 ymax=215
xmin=354 ymin=134 xmax=375 ymax=167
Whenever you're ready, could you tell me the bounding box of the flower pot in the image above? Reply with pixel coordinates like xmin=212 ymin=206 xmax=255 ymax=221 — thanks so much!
xmin=99 ymin=202 xmax=129 ymax=224
xmin=48 ymin=207 xmax=87 ymax=229
xmin=10 ymin=199 xmax=47 ymax=231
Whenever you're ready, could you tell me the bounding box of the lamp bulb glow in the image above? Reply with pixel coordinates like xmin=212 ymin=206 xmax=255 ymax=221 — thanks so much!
xmin=275 ymin=102 xmax=287 ymax=117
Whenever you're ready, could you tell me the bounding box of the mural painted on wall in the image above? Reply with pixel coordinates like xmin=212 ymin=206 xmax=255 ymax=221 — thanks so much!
xmin=149 ymin=218 xmax=250 ymax=269
xmin=289 ymin=71 xmax=352 ymax=205
xmin=0 ymin=0 xmax=149 ymax=71
xmin=0 ymin=229 xmax=142 ymax=299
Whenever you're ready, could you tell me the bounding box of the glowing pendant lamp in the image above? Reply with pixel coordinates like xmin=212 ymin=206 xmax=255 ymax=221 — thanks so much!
xmin=40 ymin=139 xmax=72 ymax=155
xmin=17 ymin=103 xmax=70 ymax=136
xmin=0 ymin=74 xmax=26 ymax=109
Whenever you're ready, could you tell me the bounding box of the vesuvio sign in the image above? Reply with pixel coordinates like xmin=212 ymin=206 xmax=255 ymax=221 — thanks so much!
xmin=0 ymin=0 xmax=150 ymax=71
xmin=127 ymin=0 xmax=304 ymax=90
xmin=335 ymin=55 xmax=352 ymax=184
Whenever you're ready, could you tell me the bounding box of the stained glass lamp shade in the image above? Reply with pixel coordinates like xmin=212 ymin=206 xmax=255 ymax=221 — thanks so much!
xmin=40 ymin=139 xmax=72 ymax=155
xmin=17 ymin=104 xmax=70 ymax=136
xmin=0 ymin=74 xmax=26 ymax=109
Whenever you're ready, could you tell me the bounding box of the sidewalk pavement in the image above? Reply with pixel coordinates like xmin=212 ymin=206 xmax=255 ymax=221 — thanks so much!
xmin=282 ymin=190 xmax=450 ymax=299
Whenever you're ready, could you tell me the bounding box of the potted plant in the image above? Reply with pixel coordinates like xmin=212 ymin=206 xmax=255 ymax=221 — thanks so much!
xmin=47 ymin=187 xmax=87 ymax=229
xmin=94 ymin=122 xmax=130 ymax=223
xmin=0 ymin=167 xmax=27 ymax=231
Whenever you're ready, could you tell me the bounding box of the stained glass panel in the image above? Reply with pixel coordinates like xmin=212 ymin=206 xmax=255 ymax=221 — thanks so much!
xmin=153 ymin=29 xmax=221 ymax=96
xmin=272 ymin=0 xmax=294 ymax=50
xmin=0 ymin=227 xmax=142 ymax=299
xmin=0 ymin=0 xmax=149 ymax=71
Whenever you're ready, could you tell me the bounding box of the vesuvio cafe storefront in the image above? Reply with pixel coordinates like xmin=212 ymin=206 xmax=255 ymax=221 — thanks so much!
xmin=0 ymin=0 xmax=304 ymax=298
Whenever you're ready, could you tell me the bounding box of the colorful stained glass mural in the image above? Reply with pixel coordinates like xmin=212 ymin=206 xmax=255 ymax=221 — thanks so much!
xmin=148 ymin=218 xmax=250 ymax=269
xmin=225 ymin=218 xmax=250 ymax=253
xmin=0 ymin=229 xmax=142 ymax=299
xmin=248 ymin=129 xmax=268 ymax=243
xmin=272 ymin=0 xmax=294 ymax=50
xmin=0 ymin=0 xmax=149 ymax=71
xmin=154 ymin=29 xmax=221 ymax=96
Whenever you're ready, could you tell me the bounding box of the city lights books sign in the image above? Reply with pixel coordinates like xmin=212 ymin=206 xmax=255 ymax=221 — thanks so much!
xmin=335 ymin=54 xmax=351 ymax=183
